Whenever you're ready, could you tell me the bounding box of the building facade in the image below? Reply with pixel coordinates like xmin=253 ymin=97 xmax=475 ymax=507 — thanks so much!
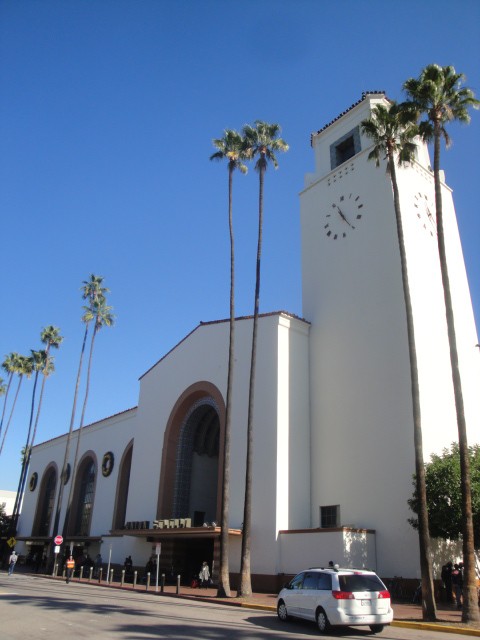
xmin=16 ymin=94 xmax=480 ymax=589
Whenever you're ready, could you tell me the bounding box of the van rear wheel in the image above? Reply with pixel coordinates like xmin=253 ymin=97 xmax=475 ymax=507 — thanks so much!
xmin=316 ymin=608 xmax=330 ymax=633
xmin=369 ymin=624 xmax=384 ymax=634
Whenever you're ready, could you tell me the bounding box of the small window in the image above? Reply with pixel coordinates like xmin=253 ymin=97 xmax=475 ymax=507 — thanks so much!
xmin=320 ymin=505 xmax=340 ymax=528
xmin=330 ymin=127 xmax=361 ymax=169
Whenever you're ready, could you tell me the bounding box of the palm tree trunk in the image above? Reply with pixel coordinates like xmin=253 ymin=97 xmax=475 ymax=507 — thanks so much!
xmin=64 ymin=323 xmax=98 ymax=535
xmin=389 ymin=152 xmax=437 ymax=621
xmin=239 ymin=162 xmax=265 ymax=597
xmin=433 ymin=123 xmax=479 ymax=624
xmin=0 ymin=373 xmax=13 ymax=441
xmin=218 ymin=165 xmax=235 ymax=598
xmin=52 ymin=324 xmax=89 ymax=539
xmin=19 ymin=361 xmax=50 ymax=514
xmin=0 ymin=375 xmax=23 ymax=456
xmin=11 ymin=369 xmax=40 ymax=533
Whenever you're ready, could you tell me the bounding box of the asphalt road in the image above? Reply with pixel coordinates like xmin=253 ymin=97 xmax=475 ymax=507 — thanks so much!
xmin=0 ymin=572 xmax=469 ymax=639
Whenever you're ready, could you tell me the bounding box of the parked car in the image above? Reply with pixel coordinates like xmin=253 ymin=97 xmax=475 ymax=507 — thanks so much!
xmin=277 ymin=566 xmax=393 ymax=634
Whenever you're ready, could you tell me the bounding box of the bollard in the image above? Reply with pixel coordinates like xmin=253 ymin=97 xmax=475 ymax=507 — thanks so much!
xmin=98 ymin=567 xmax=103 ymax=583
xmin=161 ymin=573 xmax=165 ymax=593
xmin=146 ymin=572 xmax=150 ymax=591
xmin=79 ymin=566 xmax=84 ymax=580
xmin=88 ymin=566 xmax=93 ymax=582
xmin=109 ymin=568 xmax=114 ymax=584
xmin=121 ymin=569 xmax=125 ymax=587
xmin=133 ymin=570 xmax=137 ymax=589
xmin=176 ymin=575 xmax=180 ymax=594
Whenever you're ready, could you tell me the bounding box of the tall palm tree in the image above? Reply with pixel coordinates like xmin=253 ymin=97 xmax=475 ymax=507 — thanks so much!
xmin=238 ymin=121 xmax=288 ymax=597
xmin=14 ymin=327 xmax=63 ymax=529
xmin=64 ymin=297 xmax=114 ymax=535
xmin=28 ymin=327 xmax=63 ymax=454
xmin=404 ymin=64 xmax=480 ymax=624
xmin=0 ymin=352 xmax=22 ymax=441
xmin=361 ymin=101 xmax=436 ymax=621
xmin=210 ymin=129 xmax=248 ymax=598
xmin=52 ymin=275 xmax=108 ymax=539
xmin=11 ymin=349 xmax=49 ymax=532
xmin=0 ymin=354 xmax=33 ymax=456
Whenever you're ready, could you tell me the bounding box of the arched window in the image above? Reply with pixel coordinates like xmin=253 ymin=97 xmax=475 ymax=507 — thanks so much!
xmin=73 ymin=458 xmax=96 ymax=536
xmin=32 ymin=466 xmax=57 ymax=536
xmin=112 ymin=441 xmax=133 ymax=530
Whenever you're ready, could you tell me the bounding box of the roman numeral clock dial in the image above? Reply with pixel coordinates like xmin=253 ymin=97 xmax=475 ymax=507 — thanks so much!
xmin=324 ymin=193 xmax=364 ymax=239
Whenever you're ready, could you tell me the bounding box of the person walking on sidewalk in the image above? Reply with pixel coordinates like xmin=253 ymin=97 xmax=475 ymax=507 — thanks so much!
xmin=8 ymin=551 xmax=18 ymax=576
xmin=451 ymin=563 xmax=463 ymax=609
xmin=65 ymin=556 xmax=75 ymax=584
xmin=199 ymin=561 xmax=210 ymax=588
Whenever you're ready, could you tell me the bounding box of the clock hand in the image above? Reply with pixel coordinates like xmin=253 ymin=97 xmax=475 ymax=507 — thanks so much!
xmin=335 ymin=205 xmax=354 ymax=228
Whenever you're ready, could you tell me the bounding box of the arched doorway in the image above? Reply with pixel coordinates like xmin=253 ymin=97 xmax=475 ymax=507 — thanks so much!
xmin=173 ymin=398 xmax=220 ymax=525
xmin=112 ymin=440 xmax=133 ymax=530
xmin=68 ymin=455 xmax=97 ymax=536
xmin=32 ymin=464 xmax=57 ymax=536
xmin=156 ymin=383 xmax=225 ymax=582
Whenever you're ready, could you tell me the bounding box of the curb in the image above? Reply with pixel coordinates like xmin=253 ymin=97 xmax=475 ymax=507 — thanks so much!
xmin=391 ymin=620 xmax=480 ymax=637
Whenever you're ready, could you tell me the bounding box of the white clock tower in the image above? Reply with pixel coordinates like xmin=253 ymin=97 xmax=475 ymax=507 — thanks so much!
xmin=300 ymin=92 xmax=480 ymax=577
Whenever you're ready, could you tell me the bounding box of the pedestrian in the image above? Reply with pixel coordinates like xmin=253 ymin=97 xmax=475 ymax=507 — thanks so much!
xmin=451 ymin=563 xmax=463 ymax=609
xmin=94 ymin=553 xmax=102 ymax=578
xmin=65 ymin=555 xmax=75 ymax=583
xmin=8 ymin=550 xmax=18 ymax=576
xmin=199 ymin=561 xmax=210 ymax=588
xmin=441 ymin=561 xmax=453 ymax=603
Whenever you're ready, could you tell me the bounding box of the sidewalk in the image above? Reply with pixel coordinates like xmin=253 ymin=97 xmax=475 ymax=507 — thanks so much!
xmin=18 ymin=569 xmax=480 ymax=636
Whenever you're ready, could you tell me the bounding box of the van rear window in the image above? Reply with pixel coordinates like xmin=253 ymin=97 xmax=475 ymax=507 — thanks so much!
xmin=339 ymin=574 xmax=384 ymax=592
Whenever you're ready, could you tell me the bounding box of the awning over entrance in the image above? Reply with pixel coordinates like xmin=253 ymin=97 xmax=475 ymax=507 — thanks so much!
xmin=110 ymin=525 xmax=242 ymax=541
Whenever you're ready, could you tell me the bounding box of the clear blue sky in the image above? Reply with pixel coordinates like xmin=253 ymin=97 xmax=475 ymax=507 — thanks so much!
xmin=1 ymin=0 xmax=479 ymax=491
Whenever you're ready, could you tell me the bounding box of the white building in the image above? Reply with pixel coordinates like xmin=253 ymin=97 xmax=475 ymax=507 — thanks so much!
xmin=16 ymin=94 xmax=480 ymax=590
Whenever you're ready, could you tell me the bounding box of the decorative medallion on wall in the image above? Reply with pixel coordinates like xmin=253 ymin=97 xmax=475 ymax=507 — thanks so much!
xmin=29 ymin=472 xmax=38 ymax=492
xmin=63 ymin=463 xmax=71 ymax=485
xmin=102 ymin=451 xmax=114 ymax=477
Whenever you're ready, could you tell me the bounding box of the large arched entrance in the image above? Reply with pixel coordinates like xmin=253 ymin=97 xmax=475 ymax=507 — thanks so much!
xmin=156 ymin=382 xmax=225 ymax=582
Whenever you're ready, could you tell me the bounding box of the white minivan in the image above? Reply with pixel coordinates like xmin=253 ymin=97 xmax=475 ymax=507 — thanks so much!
xmin=277 ymin=567 xmax=393 ymax=634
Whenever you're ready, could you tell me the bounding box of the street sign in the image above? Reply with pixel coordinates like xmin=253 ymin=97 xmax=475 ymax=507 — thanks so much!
xmin=7 ymin=536 xmax=16 ymax=548
xmin=55 ymin=545 xmax=60 ymax=554
xmin=54 ymin=535 xmax=63 ymax=545
xmin=155 ymin=543 xmax=161 ymax=555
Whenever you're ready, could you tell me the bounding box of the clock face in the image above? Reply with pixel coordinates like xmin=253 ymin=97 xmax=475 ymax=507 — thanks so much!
xmin=413 ymin=192 xmax=436 ymax=236
xmin=324 ymin=193 xmax=364 ymax=239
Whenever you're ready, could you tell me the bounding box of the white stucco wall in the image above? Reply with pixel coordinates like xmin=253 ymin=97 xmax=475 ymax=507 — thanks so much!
xmin=18 ymin=408 xmax=137 ymax=546
xmin=300 ymin=94 xmax=480 ymax=580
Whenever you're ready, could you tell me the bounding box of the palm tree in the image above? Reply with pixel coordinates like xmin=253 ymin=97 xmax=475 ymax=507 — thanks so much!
xmin=64 ymin=297 xmax=114 ymax=535
xmin=13 ymin=327 xmax=63 ymax=530
xmin=52 ymin=275 xmax=108 ymax=539
xmin=210 ymin=129 xmax=248 ymax=598
xmin=361 ymin=101 xmax=436 ymax=621
xmin=11 ymin=349 xmax=49 ymax=532
xmin=0 ymin=354 xmax=33 ymax=456
xmin=238 ymin=121 xmax=288 ymax=597
xmin=0 ymin=353 xmax=22 ymax=442
xmin=404 ymin=64 xmax=480 ymax=624
xmin=28 ymin=327 xmax=63 ymax=454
